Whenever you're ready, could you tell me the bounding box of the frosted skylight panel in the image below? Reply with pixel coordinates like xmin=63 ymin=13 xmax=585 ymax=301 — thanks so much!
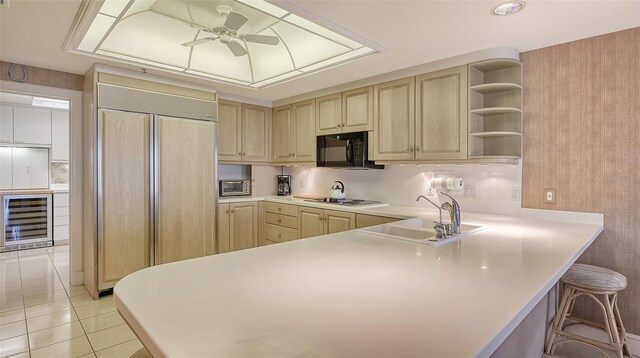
xmin=77 ymin=14 xmax=115 ymax=52
xmin=99 ymin=0 xmax=130 ymax=17
xmin=101 ymin=11 xmax=193 ymax=67
xmin=190 ymin=40 xmax=253 ymax=82
xmin=71 ymin=0 xmax=380 ymax=88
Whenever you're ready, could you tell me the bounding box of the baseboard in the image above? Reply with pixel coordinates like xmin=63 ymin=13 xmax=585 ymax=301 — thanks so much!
xmin=566 ymin=322 xmax=640 ymax=357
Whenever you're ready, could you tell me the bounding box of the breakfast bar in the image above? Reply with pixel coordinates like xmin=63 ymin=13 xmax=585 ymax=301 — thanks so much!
xmin=114 ymin=205 xmax=603 ymax=357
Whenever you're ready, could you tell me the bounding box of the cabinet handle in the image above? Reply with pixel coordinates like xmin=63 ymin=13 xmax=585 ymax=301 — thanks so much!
xmin=226 ymin=210 xmax=229 ymax=214
xmin=341 ymin=124 xmax=345 ymax=127
xmin=408 ymin=147 xmax=414 ymax=152
xmin=414 ymin=147 xmax=420 ymax=152
xmin=243 ymin=152 xmax=246 ymax=156
xmin=277 ymin=207 xmax=281 ymax=211
xmin=292 ymin=153 xmax=296 ymax=157
xmin=336 ymin=124 xmax=341 ymax=128
xmin=278 ymin=218 xmax=282 ymax=223
xmin=239 ymin=152 xmax=243 ymax=156
xmin=231 ymin=209 xmax=235 ymax=213
xmin=277 ymin=233 xmax=281 ymax=238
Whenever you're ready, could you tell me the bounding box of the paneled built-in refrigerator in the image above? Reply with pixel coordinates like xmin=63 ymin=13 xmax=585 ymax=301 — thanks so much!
xmin=96 ymin=83 xmax=217 ymax=292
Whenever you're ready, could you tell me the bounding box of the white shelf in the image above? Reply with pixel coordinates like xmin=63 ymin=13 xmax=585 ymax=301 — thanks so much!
xmin=470 ymin=107 xmax=522 ymax=116
xmin=470 ymin=131 xmax=521 ymax=138
xmin=469 ymin=83 xmax=521 ymax=94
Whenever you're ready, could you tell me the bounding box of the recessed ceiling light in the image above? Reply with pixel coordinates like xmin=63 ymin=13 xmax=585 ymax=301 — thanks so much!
xmin=491 ymin=1 xmax=525 ymax=16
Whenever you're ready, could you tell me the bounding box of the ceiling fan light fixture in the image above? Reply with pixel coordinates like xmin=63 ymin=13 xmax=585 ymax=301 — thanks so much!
xmin=491 ymin=1 xmax=525 ymax=16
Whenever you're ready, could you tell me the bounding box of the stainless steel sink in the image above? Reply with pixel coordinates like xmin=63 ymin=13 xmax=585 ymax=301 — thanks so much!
xmin=358 ymin=218 xmax=487 ymax=246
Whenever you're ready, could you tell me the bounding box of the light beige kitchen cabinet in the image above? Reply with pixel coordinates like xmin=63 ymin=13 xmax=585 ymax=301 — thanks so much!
xmin=342 ymin=86 xmax=374 ymax=133
xmin=218 ymin=100 xmax=270 ymax=163
xmin=241 ymin=104 xmax=270 ymax=162
xmin=13 ymin=107 xmax=52 ymax=145
xmin=217 ymin=100 xmax=242 ymax=162
xmin=272 ymin=99 xmax=316 ymax=163
xmin=263 ymin=202 xmax=299 ymax=245
xmin=51 ymin=110 xmax=70 ymax=161
xmin=298 ymin=206 xmax=324 ymax=239
xmin=272 ymin=105 xmax=292 ymax=162
xmin=373 ymin=77 xmax=415 ymax=161
xmin=0 ymin=105 xmax=14 ymax=143
xmin=316 ymin=87 xmax=374 ymax=136
xmin=374 ymin=66 xmax=468 ymax=162
xmin=218 ymin=201 xmax=259 ymax=252
xmin=355 ymin=214 xmax=400 ymax=228
xmin=316 ymin=93 xmax=342 ymax=135
xmin=298 ymin=207 xmax=355 ymax=239
xmin=415 ymin=66 xmax=468 ymax=160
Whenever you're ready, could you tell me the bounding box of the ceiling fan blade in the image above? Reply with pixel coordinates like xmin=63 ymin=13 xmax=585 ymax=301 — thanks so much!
xmin=181 ymin=37 xmax=217 ymax=47
xmin=241 ymin=34 xmax=280 ymax=45
xmin=226 ymin=41 xmax=248 ymax=57
xmin=224 ymin=11 xmax=248 ymax=31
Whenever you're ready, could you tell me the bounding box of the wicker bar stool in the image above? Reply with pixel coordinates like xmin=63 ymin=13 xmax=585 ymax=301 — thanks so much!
xmin=545 ymin=263 xmax=631 ymax=358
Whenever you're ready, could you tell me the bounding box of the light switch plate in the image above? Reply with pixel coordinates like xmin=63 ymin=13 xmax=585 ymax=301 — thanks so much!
xmin=544 ymin=188 xmax=556 ymax=204
xmin=464 ymin=185 xmax=477 ymax=198
xmin=511 ymin=187 xmax=521 ymax=201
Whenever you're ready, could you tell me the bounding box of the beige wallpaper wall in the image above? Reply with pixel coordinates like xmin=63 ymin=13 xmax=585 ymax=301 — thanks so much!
xmin=521 ymin=27 xmax=640 ymax=334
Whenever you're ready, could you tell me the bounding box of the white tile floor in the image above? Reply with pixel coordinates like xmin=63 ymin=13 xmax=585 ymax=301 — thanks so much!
xmin=0 ymin=246 xmax=151 ymax=358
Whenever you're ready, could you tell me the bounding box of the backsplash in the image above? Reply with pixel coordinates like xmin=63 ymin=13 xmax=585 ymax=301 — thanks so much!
xmin=51 ymin=162 xmax=69 ymax=184
xmin=288 ymin=163 xmax=522 ymax=216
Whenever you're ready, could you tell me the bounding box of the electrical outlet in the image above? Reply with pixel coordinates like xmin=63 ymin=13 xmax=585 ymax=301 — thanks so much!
xmin=511 ymin=187 xmax=521 ymax=201
xmin=464 ymin=185 xmax=477 ymax=198
xmin=544 ymin=188 xmax=556 ymax=204
xmin=427 ymin=186 xmax=436 ymax=196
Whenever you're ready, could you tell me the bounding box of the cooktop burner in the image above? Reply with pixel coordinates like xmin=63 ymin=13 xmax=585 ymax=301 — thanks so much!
xmin=304 ymin=198 xmax=382 ymax=206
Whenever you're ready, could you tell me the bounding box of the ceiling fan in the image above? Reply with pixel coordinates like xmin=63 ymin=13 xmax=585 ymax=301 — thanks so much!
xmin=181 ymin=5 xmax=280 ymax=57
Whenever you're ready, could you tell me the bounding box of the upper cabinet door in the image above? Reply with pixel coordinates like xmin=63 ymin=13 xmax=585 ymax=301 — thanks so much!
xmin=29 ymin=148 xmax=50 ymax=188
xmin=374 ymin=78 xmax=415 ymax=161
xmin=0 ymin=147 xmax=12 ymax=189
xmin=415 ymin=66 xmax=468 ymax=160
xmin=316 ymin=93 xmax=342 ymax=136
xmin=13 ymin=107 xmax=52 ymax=145
xmin=0 ymin=105 xmax=14 ymax=143
xmin=241 ymin=104 xmax=270 ymax=162
xmin=291 ymin=99 xmax=316 ymax=162
xmin=217 ymin=100 xmax=242 ymax=162
xmin=342 ymin=86 xmax=373 ymax=133
xmin=272 ymin=106 xmax=292 ymax=162
xmin=51 ymin=110 xmax=70 ymax=161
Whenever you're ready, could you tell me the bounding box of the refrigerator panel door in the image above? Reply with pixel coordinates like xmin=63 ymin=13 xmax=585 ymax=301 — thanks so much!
xmin=98 ymin=109 xmax=152 ymax=291
xmin=155 ymin=116 xmax=216 ymax=265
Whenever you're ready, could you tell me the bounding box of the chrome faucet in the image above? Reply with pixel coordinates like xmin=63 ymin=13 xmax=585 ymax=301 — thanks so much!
xmin=416 ymin=195 xmax=446 ymax=240
xmin=439 ymin=192 xmax=461 ymax=235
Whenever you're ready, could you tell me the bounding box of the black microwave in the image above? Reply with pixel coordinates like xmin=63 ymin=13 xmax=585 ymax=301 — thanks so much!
xmin=317 ymin=132 xmax=383 ymax=169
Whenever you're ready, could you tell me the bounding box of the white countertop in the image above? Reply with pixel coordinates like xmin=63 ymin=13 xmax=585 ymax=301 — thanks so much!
xmin=114 ymin=203 xmax=603 ymax=358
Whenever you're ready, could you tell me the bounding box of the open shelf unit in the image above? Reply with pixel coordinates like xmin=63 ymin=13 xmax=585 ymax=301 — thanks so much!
xmin=468 ymin=59 xmax=522 ymax=159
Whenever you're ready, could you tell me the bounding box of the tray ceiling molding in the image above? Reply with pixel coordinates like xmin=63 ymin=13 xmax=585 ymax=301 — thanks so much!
xmin=65 ymin=0 xmax=386 ymax=89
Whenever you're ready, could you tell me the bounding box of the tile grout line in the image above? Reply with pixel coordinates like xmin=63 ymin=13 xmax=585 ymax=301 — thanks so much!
xmin=17 ymin=250 xmax=32 ymax=357
xmin=49 ymin=247 xmax=100 ymax=356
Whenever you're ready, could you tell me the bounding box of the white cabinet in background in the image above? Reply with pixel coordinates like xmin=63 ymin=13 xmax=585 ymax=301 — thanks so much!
xmin=54 ymin=192 xmax=70 ymax=243
xmin=0 ymin=147 xmax=12 ymax=189
xmin=0 ymin=105 xmax=14 ymax=143
xmin=51 ymin=110 xmax=69 ymax=161
xmin=11 ymin=147 xmax=49 ymax=189
xmin=13 ymin=107 xmax=51 ymax=145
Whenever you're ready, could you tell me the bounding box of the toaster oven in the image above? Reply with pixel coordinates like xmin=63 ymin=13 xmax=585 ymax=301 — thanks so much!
xmin=219 ymin=180 xmax=251 ymax=197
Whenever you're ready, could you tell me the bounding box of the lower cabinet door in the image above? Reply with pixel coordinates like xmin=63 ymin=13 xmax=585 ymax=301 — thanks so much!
xmin=218 ymin=203 xmax=230 ymax=253
xmin=298 ymin=207 xmax=324 ymax=239
xmin=229 ymin=201 xmax=258 ymax=251
xmin=325 ymin=210 xmax=356 ymax=234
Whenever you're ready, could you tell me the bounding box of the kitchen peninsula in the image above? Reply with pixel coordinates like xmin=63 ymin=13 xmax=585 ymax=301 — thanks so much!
xmin=114 ymin=200 xmax=603 ymax=357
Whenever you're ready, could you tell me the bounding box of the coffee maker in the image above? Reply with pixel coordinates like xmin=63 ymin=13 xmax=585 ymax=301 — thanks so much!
xmin=277 ymin=175 xmax=291 ymax=196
